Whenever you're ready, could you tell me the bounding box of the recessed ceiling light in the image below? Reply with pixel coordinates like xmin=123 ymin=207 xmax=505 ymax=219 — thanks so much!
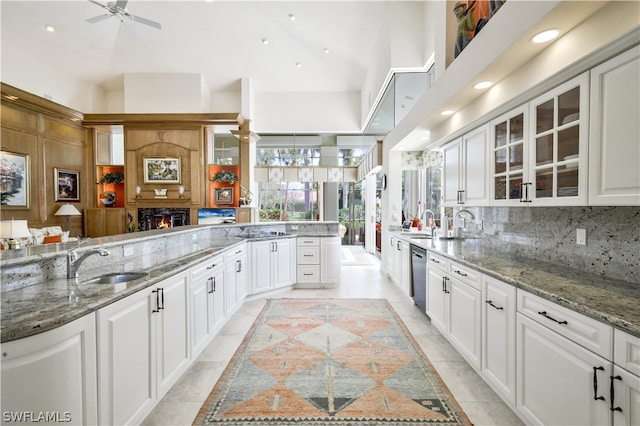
xmin=323 ymin=48 xmax=330 ymax=54
xmin=474 ymin=81 xmax=493 ymax=90
xmin=288 ymin=13 xmax=296 ymax=21
xmin=532 ymin=29 xmax=559 ymax=44
xmin=296 ymin=62 xmax=302 ymax=68
xmin=4 ymin=95 xmax=19 ymax=101
xmin=441 ymin=110 xmax=455 ymax=116
xmin=261 ymin=38 xmax=269 ymax=45
xmin=45 ymin=25 xmax=55 ymax=32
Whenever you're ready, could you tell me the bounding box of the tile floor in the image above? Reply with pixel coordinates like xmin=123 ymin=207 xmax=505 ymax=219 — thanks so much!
xmin=142 ymin=247 xmax=524 ymax=426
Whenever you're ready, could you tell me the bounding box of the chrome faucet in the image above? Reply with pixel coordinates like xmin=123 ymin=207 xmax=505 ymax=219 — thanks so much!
xmin=421 ymin=209 xmax=436 ymax=237
xmin=454 ymin=209 xmax=475 ymax=238
xmin=67 ymin=243 xmax=110 ymax=279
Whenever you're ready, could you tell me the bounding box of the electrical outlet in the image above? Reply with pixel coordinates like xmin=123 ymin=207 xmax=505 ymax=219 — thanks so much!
xmin=576 ymin=228 xmax=587 ymax=245
xmin=192 ymin=233 xmax=198 ymax=240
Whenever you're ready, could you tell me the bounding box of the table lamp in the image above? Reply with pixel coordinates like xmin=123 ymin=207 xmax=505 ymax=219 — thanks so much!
xmin=0 ymin=219 xmax=32 ymax=249
xmin=55 ymin=204 xmax=81 ymax=233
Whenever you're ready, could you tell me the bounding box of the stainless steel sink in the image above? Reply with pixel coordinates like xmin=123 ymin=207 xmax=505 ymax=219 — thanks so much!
xmin=82 ymin=272 xmax=149 ymax=285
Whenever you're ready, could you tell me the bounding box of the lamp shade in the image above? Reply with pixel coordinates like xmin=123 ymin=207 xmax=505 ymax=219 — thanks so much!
xmin=55 ymin=204 xmax=81 ymax=216
xmin=0 ymin=220 xmax=31 ymax=239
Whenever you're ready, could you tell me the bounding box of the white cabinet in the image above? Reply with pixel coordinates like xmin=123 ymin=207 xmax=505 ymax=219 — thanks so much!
xmin=225 ymin=243 xmax=247 ymax=315
xmin=296 ymin=236 xmax=340 ymax=287
xmin=1 ymin=314 xmax=98 ymax=425
xmin=527 ymin=72 xmax=590 ymax=205
xmin=97 ymin=271 xmax=190 ymax=425
xmin=426 ymin=251 xmax=481 ymax=368
xmin=386 ymin=235 xmax=396 ymax=279
xmin=251 ymin=238 xmax=295 ymax=293
xmin=588 ymin=47 xmax=640 ymax=206
xmin=516 ymin=313 xmax=611 ymax=425
xmin=481 ymin=275 xmax=517 ymax=404
xmin=320 ymin=236 xmax=341 ymax=285
xmin=189 ymin=254 xmax=225 ymax=359
xmin=612 ymin=329 xmax=640 ymax=425
xmin=390 ymin=238 xmax=410 ymax=294
xmin=443 ymin=125 xmax=489 ymax=206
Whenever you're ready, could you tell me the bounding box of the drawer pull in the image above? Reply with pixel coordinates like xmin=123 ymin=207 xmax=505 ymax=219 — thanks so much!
xmin=206 ymin=263 xmax=217 ymax=269
xmin=303 ymin=254 xmax=314 ymax=257
xmin=537 ymin=311 xmax=568 ymax=325
xmin=430 ymin=258 xmax=441 ymax=264
xmin=593 ymin=366 xmax=605 ymax=401
xmin=303 ymin=240 xmax=314 ymax=243
xmin=610 ymin=375 xmax=623 ymax=412
xmin=454 ymin=269 xmax=467 ymax=277
xmin=303 ymin=273 xmax=314 ymax=276
xmin=485 ymin=300 xmax=503 ymax=310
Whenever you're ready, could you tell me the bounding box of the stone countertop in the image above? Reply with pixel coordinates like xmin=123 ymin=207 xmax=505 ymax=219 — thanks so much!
xmin=393 ymin=232 xmax=640 ymax=338
xmin=0 ymin=237 xmax=245 ymax=343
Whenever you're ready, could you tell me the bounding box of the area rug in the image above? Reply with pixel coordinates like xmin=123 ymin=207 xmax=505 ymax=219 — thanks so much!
xmin=193 ymin=298 xmax=471 ymax=425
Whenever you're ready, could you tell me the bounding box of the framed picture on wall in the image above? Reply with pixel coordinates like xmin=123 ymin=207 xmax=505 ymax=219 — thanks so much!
xmin=0 ymin=150 xmax=30 ymax=209
xmin=144 ymin=158 xmax=181 ymax=183
xmin=214 ymin=187 xmax=234 ymax=204
xmin=55 ymin=168 xmax=80 ymax=201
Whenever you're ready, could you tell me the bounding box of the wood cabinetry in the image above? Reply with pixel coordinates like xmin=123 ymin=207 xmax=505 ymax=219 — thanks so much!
xmin=84 ymin=207 xmax=126 ymax=237
xmin=588 ymin=47 xmax=640 ymax=206
xmin=1 ymin=313 xmax=98 ymax=425
xmin=96 ymin=271 xmax=190 ymax=425
xmin=443 ymin=125 xmax=489 ymax=206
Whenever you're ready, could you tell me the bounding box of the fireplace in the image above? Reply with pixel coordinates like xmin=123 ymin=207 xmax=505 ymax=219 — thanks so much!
xmin=138 ymin=208 xmax=190 ymax=231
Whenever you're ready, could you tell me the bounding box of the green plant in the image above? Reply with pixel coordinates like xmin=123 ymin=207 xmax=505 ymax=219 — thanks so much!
xmin=211 ymin=170 xmax=238 ymax=184
xmin=98 ymin=172 xmax=124 ymax=184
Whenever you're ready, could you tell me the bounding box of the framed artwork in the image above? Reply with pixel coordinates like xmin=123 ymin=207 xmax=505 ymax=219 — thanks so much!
xmin=55 ymin=168 xmax=80 ymax=201
xmin=214 ymin=187 xmax=234 ymax=204
xmin=144 ymin=158 xmax=181 ymax=183
xmin=0 ymin=150 xmax=30 ymax=209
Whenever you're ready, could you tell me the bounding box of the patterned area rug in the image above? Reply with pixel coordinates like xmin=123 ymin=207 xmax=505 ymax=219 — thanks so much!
xmin=193 ymin=299 xmax=471 ymax=425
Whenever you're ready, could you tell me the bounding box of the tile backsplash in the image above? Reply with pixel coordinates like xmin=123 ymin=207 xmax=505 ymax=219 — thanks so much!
xmin=463 ymin=206 xmax=639 ymax=284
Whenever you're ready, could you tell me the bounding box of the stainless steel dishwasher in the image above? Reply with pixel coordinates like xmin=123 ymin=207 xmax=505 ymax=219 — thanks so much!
xmin=411 ymin=244 xmax=427 ymax=314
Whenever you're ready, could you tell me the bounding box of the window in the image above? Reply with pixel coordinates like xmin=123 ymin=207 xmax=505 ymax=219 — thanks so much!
xmin=258 ymin=181 xmax=318 ymax=222
xmin=256 ymin=148 xmax=320 ymax=166
xmin=338 ymin=148 xmax=366 ymax=166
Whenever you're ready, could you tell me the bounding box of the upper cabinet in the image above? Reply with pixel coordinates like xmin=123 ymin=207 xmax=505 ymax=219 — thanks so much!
xmin=527 ymin=72 xmax=589 ymax=206
xmin=490 ymin=105 xmax=527 ymax=205
xmin=443 ymin=124 xmax=489 ymax=207
xmin=588 ymin=47 xmax=640 ymax=206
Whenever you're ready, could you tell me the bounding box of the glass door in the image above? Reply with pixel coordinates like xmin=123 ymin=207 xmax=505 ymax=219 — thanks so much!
xmin=339 ymin=181 xmax=365 ymax=245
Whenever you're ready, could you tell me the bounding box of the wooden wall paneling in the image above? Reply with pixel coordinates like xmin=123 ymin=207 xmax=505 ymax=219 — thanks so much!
xmin=190 ymin=150 xmax=200 ymax=205
xmin=0 ymin=104 xmax=38 ymax=133
xmin=126 ymin=150 xmax=137 ymax=202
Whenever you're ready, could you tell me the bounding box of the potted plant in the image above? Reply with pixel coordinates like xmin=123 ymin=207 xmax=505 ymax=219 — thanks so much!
xmin=210 ymin=170 xmax=238 ymax=184
xmin=98 ymin=172 xmax=124 ymax=185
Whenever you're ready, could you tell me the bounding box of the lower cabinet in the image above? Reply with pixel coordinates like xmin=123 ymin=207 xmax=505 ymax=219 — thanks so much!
xmin=320 ymin=236 xmax=341 ymax=284
xmin=481 ymin=275 xmax=517 ymax=404
xmin=96 ymin=271 xmax=190 ymax=426
xmin=1 ymin=314 xmax=98 ymax=425
xmin=296 ymin=236 xmax=340 ymax=287
xmin=225 ymin=243 xmax=247 ymax=316
xmin=516 ymin=313 xmax=611 ymax=425
xmin=251 ymin=238 xmax=295 ymax=294
xmin=189 ymin=254 xmax=225 ymax=359
xmin=84 ymin=208 xmax=126 ymax=237
xmin=613 ymin=330 xmax=640 ymax=426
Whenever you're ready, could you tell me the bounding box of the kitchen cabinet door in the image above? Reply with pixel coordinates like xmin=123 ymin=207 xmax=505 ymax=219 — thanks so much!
xmin=189 ymin=256 xmax=224 ymax=359
xmin=612 ymin=365 xmax=640 ymax=426
xmin=401 ymin=240 xmax=411 ymax=296
xmin=272 ymin=238 xmax=295 ymax=288
xmin=448 ymin=276 xmax=481 ymax=369
xmin=426 ymin=266 xmax=447 ymax=333
xmin=155 ymin=271 xmax=190 ymax=399
xmin=516 ymin=313 xmax=611 ymax=425
xmin=443 ymin=126 xmax=489 ymax=207
xmin=320 ymin=236 xmax=341 ymax=285
xmin=250 ymin=240 xmax=273 ymax=293
xmin=1 ymin=313 xmax=98 ymax=426
xmin=443 ymin=138 xmax=462 ymax=206
xmin=481 ymin=275 xmax=516 ymax=404
xmin=588 ymin=47 xmax=640 ymax=206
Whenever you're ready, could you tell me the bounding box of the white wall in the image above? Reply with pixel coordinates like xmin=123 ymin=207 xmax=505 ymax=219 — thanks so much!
xmin=254 ymin=91 xmax=361 ymax=133
xmin=123 ymin=73 xmax=206 ymax=113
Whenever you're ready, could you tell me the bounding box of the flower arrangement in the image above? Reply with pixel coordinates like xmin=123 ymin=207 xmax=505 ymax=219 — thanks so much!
xmin=98 ymin=172 xmax=124 ymax=184
xmin=211 ymin=170 xmax=238 ymax=184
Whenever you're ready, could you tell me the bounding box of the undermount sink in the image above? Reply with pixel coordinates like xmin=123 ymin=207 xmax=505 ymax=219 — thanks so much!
xmin=407 ymin=234 xmax=433 ymax=239
xmin=82 ymin=272 xmax=149 ymax=285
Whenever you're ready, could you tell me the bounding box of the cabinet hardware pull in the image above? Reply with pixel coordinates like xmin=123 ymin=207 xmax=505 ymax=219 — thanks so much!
xmin=397 ymin=241 xmax=401 ymax=250
xmin=274 ymin=242 xmax=278 ymax=252
xmin=207 ymin=263 xmax=217 ymax=270
xmin=537 ymin=311 xmax=567 ymax=325
xmin=610 ymin=375 xmax=623 ymax=412
xmin=152 ymin=289 xmax=160 ymax=313
xmin=303 ymin=273 xmax=313 ymax=276
xmin=520 ymin=182 xmax=532 ymax=203
xmin=159 ymin=288 xmax=164 ymax=310
xmin=208 ymin=277 xmax=214 ymax=294
xmin=303 ymin=254 xmax=313 ymax=257
xmin=430 ymin=258 xmax=440 ymax=264
xmin=213 ymin=276 xmax=216 ymax=292
xmin=442 ymin=276 xmax=449 ymax=294
xmin=459 ymin=190 xmax=465 ymax=204
xmin=485 ymin=300 xmax=504 ymax=310
xmin=593 ymin=366 xmax=605 ymax=401
xmin=304 ymin=240 xmax=314 ymax=243
xmin=454 ymin=269 xmax=467 ymax=277
xmin=235 ymin=250 xmax=242 ymax=254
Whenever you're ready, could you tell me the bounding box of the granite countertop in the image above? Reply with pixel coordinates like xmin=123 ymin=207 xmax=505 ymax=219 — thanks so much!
xmin=0 ymin=237 xmax=246 ymax=343
xmin=392 ymin=231 xmax=640 ymax=338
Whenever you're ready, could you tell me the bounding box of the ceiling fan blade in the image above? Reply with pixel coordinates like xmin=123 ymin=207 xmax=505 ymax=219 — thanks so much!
xmin=130 ymin=14 xmax=162 ymax=30
xmin=86 ymin=14 xmax=112 ymax=24
xmin=88 ymin=0 xmax=110 ymax=11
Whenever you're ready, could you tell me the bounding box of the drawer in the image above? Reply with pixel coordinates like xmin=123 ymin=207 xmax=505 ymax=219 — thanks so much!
xmin=448 ymin=260 xmax=480 ymax=290
xmin=297 ymin=247 xmax=320 ymax=265
xmin=297 ymin=265 xmax=320 ymax=283
xmin=614 ymin=329 xmax=640 ymax=376
xmin=224 ymin=243 xmax=246 ymax=262
xmin=517 ymin=290 xmax=613 ymax=359
xmin=427 ymin=251 xmax=448 ymax=271
xmin=190 ymin=255 xmax=224 ymax=281
xmin=297 ymin=237 xmax=320 ymax=247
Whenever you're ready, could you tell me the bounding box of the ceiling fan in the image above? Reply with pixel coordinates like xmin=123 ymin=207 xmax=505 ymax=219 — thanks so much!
xmin=86 ymin=0 xmax=162 ymax=30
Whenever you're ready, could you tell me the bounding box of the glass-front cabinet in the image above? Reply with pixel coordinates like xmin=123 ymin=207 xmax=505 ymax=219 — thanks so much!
xmin=491 ymin=72 xmax=588 ymax=206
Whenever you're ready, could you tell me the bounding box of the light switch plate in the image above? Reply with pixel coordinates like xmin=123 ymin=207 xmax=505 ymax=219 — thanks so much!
xmin=576 ymin=228 xmax=587 ymax=245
